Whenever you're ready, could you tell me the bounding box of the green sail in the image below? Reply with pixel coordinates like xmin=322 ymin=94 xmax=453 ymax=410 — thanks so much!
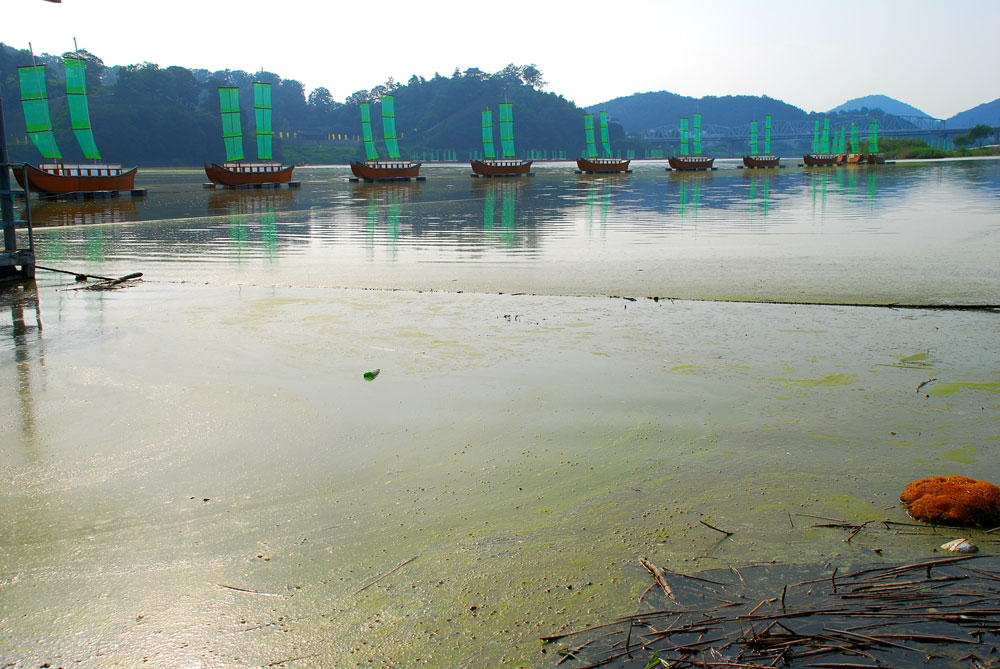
xmin=361 ymin=103 xmax=379 ymax=161
xmin=693 ymin=113 xmax=702 ymax=155
xmin=838 ymin=125 xmax=846 ymax=154
xmin=583 ymin=114 xmax=597 ymax=158
xmin=764 ymin=115 xmax=772 ymax=155
xmin=750 ymin=120 xmax=758 ymax=155
xmin=18 ymin=65 xmax=62 ymax=160
xmin=64 ymin=56 xmax=101 ymax=160
xmin=821 ymin=118 xmax=831 ymax=154
xmin=253 ymin=82 xmax=273 ymax=161
xmin=481 ymin=110 xmax=496 ymax=159
xmin=499 ymin=103 xmax=515 ymax=159
xmin=599 ymin=111 xmax=611 ymax=158
xmin=868 ymin=119 xmax=878 ymax=153
xmin=680 ymin=118 xmax=689 ymax=156
xmin=381 ymin=95 xmax=400 ymax=160
xmin=218 ymin=87 xmax=244 ymax=162
xmin=851 ymin=123 xmax=860 ymax=153
xmin=812 ymin=120 xmax=820 ymax=153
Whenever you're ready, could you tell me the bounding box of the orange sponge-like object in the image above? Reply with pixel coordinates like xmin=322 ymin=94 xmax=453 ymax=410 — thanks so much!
xmin=901 ymin=476 xmax=1000 ymax=527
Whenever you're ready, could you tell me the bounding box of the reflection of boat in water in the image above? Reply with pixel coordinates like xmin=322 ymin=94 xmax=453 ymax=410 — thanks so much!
xmin=742 ymin=116 xmax=780 ymax=168
xmin=205 ymin=83 xmax=295 ymax=187
xmin=349 ymin=95 xmax=423 ymax=182
xmin=29 ymin=196 xmax=138 ymax=228
xmin=207 ymin=186 xmax=294 ymax=216
xmin=669 ymin=114 xmax=714 ymax=171
xmin=576 ymin=112 xmax=631 ymax=174
xmin=471 ymin=103 xmax=533 ymax=177
xmin=13 ymin=54 xmax=138 ymax=195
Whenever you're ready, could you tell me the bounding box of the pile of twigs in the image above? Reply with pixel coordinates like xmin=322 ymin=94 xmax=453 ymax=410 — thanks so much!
xmin=542 ymin=554 xmax=1000 ymax=667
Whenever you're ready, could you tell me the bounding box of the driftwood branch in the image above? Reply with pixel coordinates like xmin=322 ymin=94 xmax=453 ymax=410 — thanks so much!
xmin=640 ymin=557 xmax=678 ymax=602
xmin=353 ymin=554 xmax=418 ymax=594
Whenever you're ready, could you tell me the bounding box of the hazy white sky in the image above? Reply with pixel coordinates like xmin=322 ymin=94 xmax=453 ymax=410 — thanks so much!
xmin=5 ymin=0 xmax=998 ymax=119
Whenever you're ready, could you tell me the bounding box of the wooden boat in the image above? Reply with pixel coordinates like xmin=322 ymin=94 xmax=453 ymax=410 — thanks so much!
xmin=350 ymin=160 xmax=422 ymax=180
xmin=668 ymin=114 xmax=714 ymax=171
xmin=742 ymin=117 xmax=779 ymax=168
xmin=866 ymin=153 xmax=886 ymax=165
xmin=802 ymin=153 xmax=840 ymax=167
xmin=577 ymin=112 xmax=631 ymax=174
xmin=204 ymin=162 xmax=294 ymax=186
xmin=471 ymin=104 xmax=533 ymax=176
xmin=576 ymin=156 xmax=630 ymax=173
xmin=844 ymin=153 xmax=865 ymax=165
xmin=471 ymin=159 xmax=533 ymax=176
xmin=668 ymin=155 xmax=715 ymax=171
xmin=352 ymin=95 xmax=421 ymax=182
xmin=742 ymin=155 xmax=780 ymax=168
xmin=16 ymin=55 xmax=138 ymax=195
xmin=205 ymin=84 xmax=294 ymax=186
xmin=12 ymin=163 xmax=137 ymax=194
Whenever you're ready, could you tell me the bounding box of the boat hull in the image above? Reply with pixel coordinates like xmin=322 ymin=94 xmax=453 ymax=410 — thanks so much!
xmin=576 ymin=157 xmax=631 ymax=173
xmin=470 ymin=159 xmax=533 ymax=176
xmin=802 ymin=154 xmax=840 ymax=167
xmin=204 ymin=162 xmax=295 ymax=186
xmin=668 ymin=156 xmax=715 ymax=171
xmin=12 ymin=163 xmax=138 ymax=195
xmin=866 ymin=153 xmax=886 ymax=165
xmin=742 ymin=155 xmax=780 ymax=168
xmin=350 ymin=161 xmax=422 ymax=181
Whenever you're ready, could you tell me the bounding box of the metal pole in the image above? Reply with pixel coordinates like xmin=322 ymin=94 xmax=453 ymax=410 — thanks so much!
xmin=1 ymin=87 xmax=17 ymax=252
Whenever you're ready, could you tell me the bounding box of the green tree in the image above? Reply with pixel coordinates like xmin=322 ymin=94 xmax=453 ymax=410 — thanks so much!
xmin=967 ymin=124 xmax=992 ymax=146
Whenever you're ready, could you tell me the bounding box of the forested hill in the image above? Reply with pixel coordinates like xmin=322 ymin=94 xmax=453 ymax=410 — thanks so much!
xmin=585 ymin=91 xmax=809 ymax=134
xmin=0 ymin=44 xmax=583 ymax=165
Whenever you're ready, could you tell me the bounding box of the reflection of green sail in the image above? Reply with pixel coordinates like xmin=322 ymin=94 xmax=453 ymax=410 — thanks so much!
xmin=64 ymin=56 xmax=101 ymax=160
xmin=18 ymin=65 xmax=62 ymax=159
xmin=693 ymin=113 xmax=702 ymax=155
xmin=764 ymin=115 xmax=772 ymax=155
xmin=812 ymin=120 xmax=820 ymax=154
xmin=254 ymin=83 xmax=273 ymax=161
xmin=483 ymin=187 xmax=495 ymax=230
xmin=499 ymin=103 xmax=515 ymax=158
xmin=381 ymin=95 xmax=401 ymax=160
xmin=500 ymin=187 xmax=515 ymax=246
xmin=361 ymin=103 xmax=379 ymax=161
xmin=821 ymin=118 xmax=830 ymax=154
xmin=599 ymin=111 xmax=611 ymax=158
xmin=583 ymin=114 xmax=598 ymax=158
xmin=387 ymin=197 xmax=401 ymax=240
xmin=680 ymin=118 xmax=689 ymax=156
xmin=218 ymin=87 xmax=244 ymax=162
xmin=750 ymin=121 xmax=758 ymax=155
xmin=261 ymin=206 xmax=277 ymax=258
xmin=600 ymin=183 xmax=610 ymax=226
xmin=481 ymin=110 xmax=496 ymax=159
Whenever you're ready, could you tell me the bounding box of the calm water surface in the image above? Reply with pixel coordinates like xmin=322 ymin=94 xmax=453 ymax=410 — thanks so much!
xmin=27 ymin=158 xmax=1000 ymax=303
xmin=1 ymin=159 xmax=999 ymax=666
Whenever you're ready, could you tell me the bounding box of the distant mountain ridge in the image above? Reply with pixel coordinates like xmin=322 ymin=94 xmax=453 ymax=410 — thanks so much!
xmin=948 ymin=98 xmax=1000 ymax=127
xmin=828 ymin=95 xmax=929 ymax=118
xmin=585 ymin=91 xmax=808 ymax=133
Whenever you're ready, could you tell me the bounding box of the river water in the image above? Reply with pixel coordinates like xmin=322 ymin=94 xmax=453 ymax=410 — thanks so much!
xmin=1 ymin=159 xmax=999 ymax=666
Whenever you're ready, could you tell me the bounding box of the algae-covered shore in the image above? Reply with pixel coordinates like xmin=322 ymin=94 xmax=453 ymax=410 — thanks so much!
xmin=2 ymin=277 xmax=998 ymax=666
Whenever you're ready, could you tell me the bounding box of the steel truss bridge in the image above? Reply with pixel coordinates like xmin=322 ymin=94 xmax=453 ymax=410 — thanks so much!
xmin=632 ymin=116 xmax=992 ymax=153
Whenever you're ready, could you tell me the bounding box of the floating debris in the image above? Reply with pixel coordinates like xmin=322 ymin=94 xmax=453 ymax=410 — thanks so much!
xmin=363 ymin=369 xmax=381 ymax=382
xmin=942 ymin=538 xmax=978 ymax=553
xmin=543 ymin=555 xmax=1000 ymax=667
